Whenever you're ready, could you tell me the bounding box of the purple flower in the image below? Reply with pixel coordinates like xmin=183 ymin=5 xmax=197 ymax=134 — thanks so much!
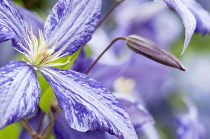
xmin=173 ymin=54 xmax=210 ymax=138
xmin=115 ymin=94 xmax=154 ymax=129
xmin=0 ymin=0 xmax=138 ymax=138
xmin=163 ymin=0 xmax=210 ymax=53
xmin=113 ymin=0 xmax=182 ymax=48
xmin=176 ymin=99 xmax=205 ymax=139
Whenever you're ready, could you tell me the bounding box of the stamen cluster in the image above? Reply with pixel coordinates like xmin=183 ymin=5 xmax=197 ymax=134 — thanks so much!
xmin=16 ymin=29 xmax=70 ymax=70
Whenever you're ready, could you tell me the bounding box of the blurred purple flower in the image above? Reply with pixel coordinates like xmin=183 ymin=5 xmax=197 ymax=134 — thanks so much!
xmin=163 ymin=0 xmax=210 ymax=53
xmin=197 ymin=0 xmax=210 ymax=11
xmin=115 ymin=93 xmax=154 ymax=129
xmin=176 ymin=99 xmax=204 ymax=139
xmin=0 ymin=41 xmax=15 ymax=66
xmin=173 ymin=54 xmax=210 ymax=138
xmin=114 ymin=0 xmax=182 ymax=48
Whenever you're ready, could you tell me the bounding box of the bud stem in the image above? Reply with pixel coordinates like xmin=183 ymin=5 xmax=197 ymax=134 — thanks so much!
xmin=37 ymin=112 xmax=46 ymax=134
xmin=22 ymin=118 xmax=33 ymax=133
xmin=85 ymin=37 xmax=126 ymax=74
xmin=95 ymin=0 xmax=124 ymax=29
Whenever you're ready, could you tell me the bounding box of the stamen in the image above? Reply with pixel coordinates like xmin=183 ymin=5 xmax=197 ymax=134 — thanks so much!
xmin=14 ymin=28 xmax=70 ymax=71
xmin=13 ymin=46 xmax=28 ymax=56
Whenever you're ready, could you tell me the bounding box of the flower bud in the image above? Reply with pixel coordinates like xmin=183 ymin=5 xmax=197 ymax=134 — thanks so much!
xmin=126 ymin=35 xmax=187 ymax=71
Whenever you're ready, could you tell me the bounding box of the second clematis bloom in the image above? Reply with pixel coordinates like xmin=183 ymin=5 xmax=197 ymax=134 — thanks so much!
xmin=163 ymin=0 xmax=210 ymax=53
xmin=0 ymin=0 xmax=138 ymax=138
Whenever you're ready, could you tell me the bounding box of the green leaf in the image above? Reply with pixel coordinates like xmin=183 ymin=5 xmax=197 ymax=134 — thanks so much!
xmin=48 ymin=134 xmax=56 ymax=139
xmin=39 ymin=82 xmax=54 ymax=113
xmin=0 ymin=123 xmax=21 ymax=139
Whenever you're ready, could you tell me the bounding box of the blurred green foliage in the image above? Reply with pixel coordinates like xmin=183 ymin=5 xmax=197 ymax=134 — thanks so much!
xmin=0 ymin=123 xmax=21 ymax=139
xmin=171 ymin=33 xmax=210 ymax=57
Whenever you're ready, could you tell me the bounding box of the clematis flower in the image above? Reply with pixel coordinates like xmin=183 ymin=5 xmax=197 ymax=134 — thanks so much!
xmin=0 ymin=0 xmax=138 ymax=138
xmin=163 ymin=0 xmax=210 ymax=53
xmin=174 ymin=54 xmax=210 ymax=138
xmin=113 ymin=0 xmax=182 ymax=48
xmin=176 ymin=99 xmax=205 ymax=139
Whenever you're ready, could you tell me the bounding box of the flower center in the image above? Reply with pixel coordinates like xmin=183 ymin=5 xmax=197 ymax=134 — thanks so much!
xmin=16 ymin=29 xmax=70 ymax=70
xmin=114 ymin=77 xmax=136 ymax=94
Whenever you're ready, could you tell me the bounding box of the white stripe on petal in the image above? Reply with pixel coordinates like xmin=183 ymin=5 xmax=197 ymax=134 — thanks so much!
xmin=41 ymin=67 xmax=138 ymax=139
xmin=164 ymin=0 xmax=196 ymax=54
xmin=0 ymin=61 xmax=40 ymax=129
xmin=0 ymin=0 xmax=28 ymax=52
xmin=44 ymin=0 xmax=102 ymax=56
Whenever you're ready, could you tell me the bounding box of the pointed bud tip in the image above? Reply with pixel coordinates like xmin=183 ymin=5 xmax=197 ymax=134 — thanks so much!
xmin=180 ymin=65 xmax=188 ymax=71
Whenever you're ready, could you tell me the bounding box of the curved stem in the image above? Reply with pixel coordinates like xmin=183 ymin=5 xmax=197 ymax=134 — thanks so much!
xmin=37 ymin=112 xmax=46 ymax=134
xmin=22 ymin=118 xmax=39 ymax=138
xmin=22 ymin=118 xmax=33 ymax=133
xmin=41 ymin=108 xmax=62 ymax=139
xmin=41 ymin=110 xmax=54 ymax=137
xmin=24 ymin=0 xmax=38 ymax=9
xmin=95 ymin=0 xmax=124 ymax=29
xmin=85 ymin=37 xmax=126 ymax=74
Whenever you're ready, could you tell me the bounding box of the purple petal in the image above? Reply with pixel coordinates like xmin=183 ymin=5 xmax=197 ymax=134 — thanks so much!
xmin=0 ymin=22 xmax=15 ymax=42
xmin=164 ymin=0 xmax=196 ymax=53
xmin=177 ymin=100 xmax=205 ymax=139
xmin=54 ymin=112 xmax=115 ymax=139
xmin=115 ymin=94 xmax=154 ymax=129
xmin=44 ymin=0 xmax=102 ymax=56
xmin=140 ymin=124 xmax=160 ymax=139
xmin=16 ymin=6 xmax=44 ymax=37
xmin=182 ymin=0 xmax=210 ymax=35
xmin=0 ymin=0 xmax=28 ymax=52
xmin=0 ymin=61 xmax=40 ymax=129
xmin=41 ymin=67 xmax=138 ymax=139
